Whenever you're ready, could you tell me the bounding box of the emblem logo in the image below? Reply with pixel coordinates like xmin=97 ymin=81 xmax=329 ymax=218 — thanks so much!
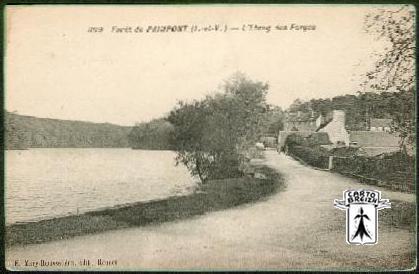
xmin=334 ymin=189 xmax=391 ymax=245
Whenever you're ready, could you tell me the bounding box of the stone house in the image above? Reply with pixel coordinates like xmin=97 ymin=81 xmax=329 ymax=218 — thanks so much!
xmin=278 ymin=109 xmax=402 ymax=156
xmin=278 ymin=109 xmax=350 ymax=150
xmin=316 ymin=110 xmax=350 ymax=146
xmin=284 ymin=111 xmax=318 ymax=132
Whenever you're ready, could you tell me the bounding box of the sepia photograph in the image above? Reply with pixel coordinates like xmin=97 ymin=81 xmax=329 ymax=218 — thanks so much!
xmin=3 ymin=4 xmax=416 ymax=271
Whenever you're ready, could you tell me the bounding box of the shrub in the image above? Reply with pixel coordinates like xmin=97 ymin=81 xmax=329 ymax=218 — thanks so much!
xmin=167 ymin=74 xmax=269 ymax=183
xmin=288 ymin=145 xmax=330 ymax=169
xmin=332 ymin=151 xmax=414 ymax=192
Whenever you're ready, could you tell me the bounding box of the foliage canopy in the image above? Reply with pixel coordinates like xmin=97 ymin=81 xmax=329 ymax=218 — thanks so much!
xmin=363 ymin=6 xmax=415 ymax=149
xmin=167 ymin=73 xmax=268 ymax=183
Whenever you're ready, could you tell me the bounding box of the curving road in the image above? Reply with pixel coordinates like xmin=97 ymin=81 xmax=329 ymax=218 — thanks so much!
xmin=6 ymin=151 xmax=416 ymax=271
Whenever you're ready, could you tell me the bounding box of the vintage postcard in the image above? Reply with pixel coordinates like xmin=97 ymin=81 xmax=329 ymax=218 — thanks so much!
xmin=3 ymin=4 xmax=416 ymax=271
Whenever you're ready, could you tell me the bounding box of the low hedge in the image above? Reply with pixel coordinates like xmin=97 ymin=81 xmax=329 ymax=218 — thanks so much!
xmin=287 ymin=145 xmax=330 ymax=169
xmin=287 ymin=142 xmax=414 ymax=192
xmin=332 ymin=152 xmax=414 ymax=192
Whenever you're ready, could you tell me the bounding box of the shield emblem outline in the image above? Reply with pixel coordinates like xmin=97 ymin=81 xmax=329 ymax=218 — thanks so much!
xmin=334 ymin=189 xmax=391 ymax=245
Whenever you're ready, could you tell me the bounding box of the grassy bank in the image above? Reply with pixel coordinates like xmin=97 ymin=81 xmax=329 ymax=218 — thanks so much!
xmin=379 ymin=199 xmax=416 ymax=232
xmin=6 ymin=166 xmax=283 ymax=247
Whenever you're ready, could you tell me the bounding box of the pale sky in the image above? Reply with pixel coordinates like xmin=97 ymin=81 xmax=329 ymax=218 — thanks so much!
xmin=6 ymin=5 xmax=395 ymax=126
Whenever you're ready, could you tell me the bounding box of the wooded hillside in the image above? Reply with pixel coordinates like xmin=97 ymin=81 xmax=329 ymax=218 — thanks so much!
xmin=4 ymin=112 xmax=132 ymax=149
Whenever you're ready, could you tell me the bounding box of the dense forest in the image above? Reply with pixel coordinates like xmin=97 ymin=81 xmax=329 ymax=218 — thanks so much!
xmin=5 ymin=109 xmax=278 ymax=152
xmin=4 ymin=112 xmax=132 ymax=149
xmin=126 ymin=105 xmax=285 ymax=151
xmin=287 ymin=91 xmax=414 ymax=131
xmin=128 ymin=118 xmax=174 ymax=150
xmin=6 ymin=90 xmax=410 ymax=151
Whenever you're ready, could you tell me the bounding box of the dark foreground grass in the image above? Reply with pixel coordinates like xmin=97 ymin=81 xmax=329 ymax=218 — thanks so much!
xmin=380 ymin=199 xmax=416 ymax=231
xmin=6 ymin=166 xmax=283 ymax=247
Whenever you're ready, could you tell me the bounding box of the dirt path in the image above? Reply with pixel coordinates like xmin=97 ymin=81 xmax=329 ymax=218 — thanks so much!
xmin=6 ymin=151 xmax=416 ymax=271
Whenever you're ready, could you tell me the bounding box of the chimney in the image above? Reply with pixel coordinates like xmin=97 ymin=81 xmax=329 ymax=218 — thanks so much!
xmin=332 ymin=110 xmax=345 ymax=128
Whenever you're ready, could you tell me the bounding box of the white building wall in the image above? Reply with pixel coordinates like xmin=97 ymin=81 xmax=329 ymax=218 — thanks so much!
xmin=315 ymin=115 xmax=323 ymax=128
xmin=318 ymin=110 xmax=350 ymax=145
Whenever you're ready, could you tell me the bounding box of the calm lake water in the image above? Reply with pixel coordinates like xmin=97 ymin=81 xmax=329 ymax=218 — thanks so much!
xmin=5 ymin=148 xmax=198 ymax=225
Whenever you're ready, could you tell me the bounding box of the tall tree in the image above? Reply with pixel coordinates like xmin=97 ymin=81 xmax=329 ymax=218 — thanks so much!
xmin=363 ymin=6 xmax=415 ymax=150
xmin=262 ymin=105 xmax=284 ymax=136
xmin=167 ymin=73 xmax=268 ymax=183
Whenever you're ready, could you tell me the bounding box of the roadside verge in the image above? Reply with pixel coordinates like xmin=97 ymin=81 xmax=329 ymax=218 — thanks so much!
xmin=6 ymin=166 xmax=283 ymax=247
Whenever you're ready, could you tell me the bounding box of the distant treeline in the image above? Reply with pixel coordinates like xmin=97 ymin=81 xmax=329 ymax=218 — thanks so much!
xmin=4 ymin=102 xmax=283 ymax=151
xmin=126 ymin=105 xmax=284 ymax=152
xmin=128 ymin=119 xmax=174 ymax=150
xmin=5 ymin=112 xmax=132 ymax=149
xmin=288 ymin=91 xmax=413 ymax=130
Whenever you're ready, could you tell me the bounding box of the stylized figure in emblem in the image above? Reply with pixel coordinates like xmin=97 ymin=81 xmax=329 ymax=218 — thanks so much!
xmin=352 ymin=207 xmax=371 ymax=241
xmin=335 ymin=189 xmax=391 ymax=245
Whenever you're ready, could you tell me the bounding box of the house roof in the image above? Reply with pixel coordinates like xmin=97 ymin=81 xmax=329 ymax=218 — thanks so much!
xmin=370 ymin=118 xmax=392 ymax=128
xmin=307 ymin=132 xmax=331 ymax=145
xmin=349 ymin=131 xmax=400 ymax=147
xmin=277 ymin=130 xmax=314 ymax=149
xmin=286 ymin=111 xmax=317 ymax=122
xmin=315 ymin=120 xmax=331 ymax=132
xmin=330 ymin=146 xmax=361 ymax=157
xmin=358 ymin=147 xmax=401 ymax=157
xmin=287 ymin=131 xmax=313 ymax=137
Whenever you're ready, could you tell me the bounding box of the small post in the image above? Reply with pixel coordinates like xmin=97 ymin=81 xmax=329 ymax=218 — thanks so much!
xmin=328 ymin=156 xmax=334 ymax=170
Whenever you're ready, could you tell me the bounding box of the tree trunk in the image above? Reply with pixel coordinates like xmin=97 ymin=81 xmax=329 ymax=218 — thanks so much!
xmin=195 ymin=157 xmax=206 ymax=184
